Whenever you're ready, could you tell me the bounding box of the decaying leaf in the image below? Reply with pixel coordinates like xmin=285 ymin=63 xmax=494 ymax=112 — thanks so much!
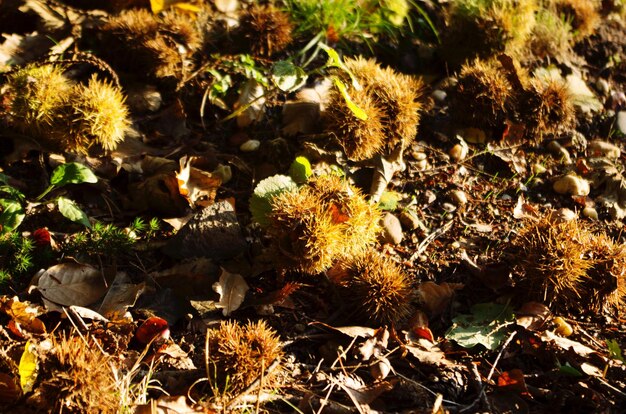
xmin=97 ymin=273 xmax=145 ymax=321
xmin=403 ymin=335 xmax=452 ymax=367
xmin=0 ymin=296 xmax=46 ymax=334
xmin=36 ymin=262 xmax=107 ymax=309
xmin=212 ymin=268 xmax=249 ymax=316
xmin=176 ymin=156 xmax=221 ymax=208
xmin=540 ymin=330 xmax=602 ymax=358
xmin=516 ymin=302 xmax=551 ymax=331
xmin=417 ymin=281 xmax=464 ymax=317
xmin=0 ymin=373 xmax=20 ymax=404
xmin=235 ymin=79 xmax=266 ymax=128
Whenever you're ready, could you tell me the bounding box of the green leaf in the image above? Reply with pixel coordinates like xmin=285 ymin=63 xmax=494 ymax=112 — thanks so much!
xmin=558 ymin=362 xmax=583 ymax=377
xmin=272 ymin=61 xmax=308 ymax=92
xmin=249 ymin=175 xmax=298 ymax=226
xmin=332 ymin=77 xmax=368 ymax=121
xmin=0 ymin=199 xmax=25 ymax=233
xmin=378 ymin=191 xmax=400 ymax=211
xmin=289 ymin=156 xmax=312 ymax=184
xmin=50 ymin=162 xmax=98 ymax=187
xmin=57 ymin=196 xmax=91 ymax=228
xmin=607 ymin=339 xmax=625 ymax=363
xmin=319 ymin=43 xmax=361 ymax=89
xmin=446 ymin=302 xmax=514 ymax=350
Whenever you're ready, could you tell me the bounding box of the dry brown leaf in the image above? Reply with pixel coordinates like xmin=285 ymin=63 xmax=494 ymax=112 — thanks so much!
xmin=0 ymin=373 xmax=20 ymax=404
xmin=540 ymin=330 xmax=602 ymax=358
xmin=176 ymin=156 xmax=221 ymax=208
xmin=310 ymin=322 xmax=377 ymax=338
xmin=135 ymin=396 xmax=206 ymax=414
xmin=0 ymin=296 xmax=46 ymax=334
xmin=97 ymin=273 xmax=145 ymax=321
xmin=404 ymin=338 xmax=453 ymax=367
xmin=212 ymin=268 xmax=249 ymax=316
xmin=516 ymin=302 xmax=551 ymax=331
xmin=36 ymin=262 xmax=107 ymax=309
xmin=235 ymin=79 xmax=265 ymax=127
xmin=417 ymin=281 xmax=464 ymax=317
xmin=281 ymin=101 xmax=321 ymax=136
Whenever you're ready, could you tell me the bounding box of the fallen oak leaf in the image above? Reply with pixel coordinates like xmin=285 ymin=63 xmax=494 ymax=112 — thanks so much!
xmin=212 ymin=268 xmax=249 ymax=316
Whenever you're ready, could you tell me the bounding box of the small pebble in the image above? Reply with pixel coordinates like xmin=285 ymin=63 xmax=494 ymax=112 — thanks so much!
xmin=589 ymin=139 xmax=620 ymax=159
xmin=240 ymin=139 xmax=261 ymax=152
xmin=415 ymin=159 xmax=428 ymax=171
xmin=442 ymin=202 xmax=457 ymax=212
xmin=555 ymin=208 xmax=576 ymax=222
xmin=596 ymin=78 xmax=610 ymax=96
xmin=449 ymin=143 xmax=468 ymax=161
xmin=431 ymin=89 xmax=447 ymax=104
xmin=414 ymin=151 xmax=427 ymax=161
xmin=380 ymin=213 xmax=403 ymax=245
xmin=532 ymin=163 xmax=547 ymax=175
xmin=547 ymin=140 xmax=572 ymax=164
xmin=449 ymin=190 xmax=468 ymax=206
xmin=553 ymin=174 xmax=590 ymax=196
xmin=617 ymin=111 xmax=626 ymax=135
xmin=582 ymin=207 xmax=598 ymax=220
xmin=399 ymin=210 xmax=422 ymax=231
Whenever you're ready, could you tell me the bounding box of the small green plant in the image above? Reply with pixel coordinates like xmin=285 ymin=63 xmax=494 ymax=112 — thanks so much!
xmin=61 ymin=218 xmax=159 ymax=262
xmin=0 ymin=173 xmax=26 ymax=233
xmin=37 ymin=162 xmax=98 ymax=228
xmin=0 ymin=232 xmax=34 ymax=288
xmin=283 ymin=0 xmax=425 ymax=48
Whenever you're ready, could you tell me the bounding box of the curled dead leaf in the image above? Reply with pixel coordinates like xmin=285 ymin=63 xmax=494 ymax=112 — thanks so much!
xmin=212 ymin=268 xmax=249 ymax=316
xmin=176 ymin=156 xmax=221 ymax=208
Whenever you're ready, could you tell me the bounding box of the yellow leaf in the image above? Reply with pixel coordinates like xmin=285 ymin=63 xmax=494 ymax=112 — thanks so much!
xmin=151 ymin=0 xmax=201 ymax=14
xmin=173 ymin=3 xmax=202 ymax=13
xmin=18 ymin=341 xmax=38 ymax=393
xmin=332 ymin=77 xmax=368 ymax=121
xmin=150 ymin=0 xmax=166 ymax=13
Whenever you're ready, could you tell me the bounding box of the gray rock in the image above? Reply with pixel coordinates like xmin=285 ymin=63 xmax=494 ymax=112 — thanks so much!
xmin=380 ymin=213 xmax=403 ymax=245
xmin=163 ymin=201 xmax=247 ymax=260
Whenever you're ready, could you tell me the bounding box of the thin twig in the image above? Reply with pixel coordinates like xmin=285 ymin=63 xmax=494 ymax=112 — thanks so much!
xmin=225 ymin=358 xmax=281 ymax=410
xmin=460 ymin=330 xmax=518 ymax=413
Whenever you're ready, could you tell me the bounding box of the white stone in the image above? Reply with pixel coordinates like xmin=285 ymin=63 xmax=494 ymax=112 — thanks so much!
xmin=449 ymin=143 xmax=468 ymax=161
xmin=547 ymin=140 xmax=572 ymax=164
xmin=450 ymin=190 xmax=468 ymax=206
xmin=582 ymin=207 xmax=598 ymax=220
xmin=617 ymin=111 xmax=626 ymax=136
xmin=553 ymin=174 xmax=590 ymax=196
xmin=588 ymin=140 xmax=620 ymax=159
xmin=239 ymin=139 xmax=261 ymax=152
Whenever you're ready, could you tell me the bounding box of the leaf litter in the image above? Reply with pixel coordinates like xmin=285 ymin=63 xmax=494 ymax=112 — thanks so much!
xmin=0 ymin=0 xmax=626 ymax=413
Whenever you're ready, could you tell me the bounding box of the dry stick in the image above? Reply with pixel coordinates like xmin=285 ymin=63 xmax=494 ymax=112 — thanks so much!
xmin=224 ymin=358 xmax=281 ymax=410
xmin=460 ymin=330 xmax=518 ymax=413
xmin=394 ymin=373 xmax=461 ymax=407
xmin=409 ymin=220 xmax=454 ymax=263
